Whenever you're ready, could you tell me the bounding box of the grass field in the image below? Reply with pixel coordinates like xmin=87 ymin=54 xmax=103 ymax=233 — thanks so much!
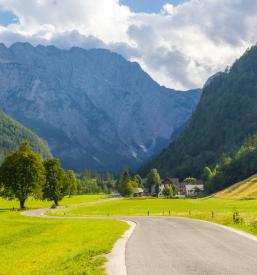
xmin=216 ymin=174 xmax=257 ymax=199
xmin=49 ymin=197 xmax=257 ymax=236
xmin=1 ymin=194 xmax=257 ymax=274
xmin=0 ymin=195 xmax=128 ymax=275
xmin=0 ymin=194 xmax=107 ymax=210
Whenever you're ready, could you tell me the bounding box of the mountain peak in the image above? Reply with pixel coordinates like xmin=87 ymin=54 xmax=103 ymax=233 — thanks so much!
xmin=0 ymin=43 xmax=200 ymax=171
xmin=10 ymin=41 xmax=34 ymax=50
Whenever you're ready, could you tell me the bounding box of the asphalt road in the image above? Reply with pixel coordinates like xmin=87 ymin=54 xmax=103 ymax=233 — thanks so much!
xmin=126 ymin=217 xmax=257 ymax=275
xmin=22 ymin=209 xmax=257 ymax=275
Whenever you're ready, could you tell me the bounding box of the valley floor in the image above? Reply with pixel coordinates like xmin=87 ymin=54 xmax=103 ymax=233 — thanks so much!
xmin=0 ymin=196 xmax=128 ymax=275
xmin=1 ymin=195 xmax=257 ymax=274
xmin=49 ymin=197 xmax=257 ymax=237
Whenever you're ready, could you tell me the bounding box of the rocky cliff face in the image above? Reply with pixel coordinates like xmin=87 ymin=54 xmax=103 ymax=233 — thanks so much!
xmin=0 ymin=42 xmax=200 ymax=171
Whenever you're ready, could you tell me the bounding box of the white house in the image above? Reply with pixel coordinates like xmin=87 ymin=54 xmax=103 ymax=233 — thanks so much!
xmin=185 ymin=184 xmax=204 ymax=197
xmin=134 ymin=187 xmax=144 ymax=197
xmin=150 ymin=178 xmax=181 ymax=196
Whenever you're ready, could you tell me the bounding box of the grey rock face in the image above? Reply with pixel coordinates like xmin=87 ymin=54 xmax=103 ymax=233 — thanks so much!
xmin=0 ymin=42 xmax=200 ymax=171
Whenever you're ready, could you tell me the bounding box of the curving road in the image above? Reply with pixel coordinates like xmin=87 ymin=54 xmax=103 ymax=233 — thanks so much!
xmin=126 ymin=217 xmax=257 ymax=275
xmin=22 ymin=209 xmax=257 ymax=275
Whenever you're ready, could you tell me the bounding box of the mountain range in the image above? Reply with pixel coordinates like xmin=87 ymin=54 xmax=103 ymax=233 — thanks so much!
xmin=140 ymin=45 xmax=257 ymax=180
xmin=0 ymin=42 xmax=200 ymax=172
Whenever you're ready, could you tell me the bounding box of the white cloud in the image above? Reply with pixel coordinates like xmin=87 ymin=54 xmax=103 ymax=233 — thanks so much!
xmin=162 ymin=3 xmax=174 ymax=15
xmin=0 ymin=0 xmax=131 ymax=42
xmin=0 ymin=0 xmax=256 ymax=90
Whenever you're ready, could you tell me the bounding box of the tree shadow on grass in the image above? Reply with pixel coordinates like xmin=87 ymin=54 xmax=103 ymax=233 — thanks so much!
xmin=0 ymin=208 xmax=9 ymax=213
xmin=0 ymin=208 xmax=21 ymax=213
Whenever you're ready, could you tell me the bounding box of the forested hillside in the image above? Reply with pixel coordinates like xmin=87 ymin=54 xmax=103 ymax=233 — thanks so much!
xmin=0 ymin=111 xmax=51 ymax=162
xmin=140 ymin=45 xmax=257 ymax=191
xmin=202 ymin=134 xmax=257 ymax=192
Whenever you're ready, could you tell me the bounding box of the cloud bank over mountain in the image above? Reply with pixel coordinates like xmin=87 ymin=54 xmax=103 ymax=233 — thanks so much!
xmin=0 ymin=0 xmax=256 ymax=90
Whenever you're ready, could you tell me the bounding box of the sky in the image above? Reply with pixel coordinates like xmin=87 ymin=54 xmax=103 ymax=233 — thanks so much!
xmin=0 ymin=0 xmax=255 ymax=90
xmin=0 ymin=9 xmax=18 ymax=26
xmin=121 ymin=0 xmax=185 ymax=13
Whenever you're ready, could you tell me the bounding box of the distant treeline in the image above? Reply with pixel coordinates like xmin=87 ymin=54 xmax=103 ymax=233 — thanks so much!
xmin=77 ymin=170 xmax=117 ymax=194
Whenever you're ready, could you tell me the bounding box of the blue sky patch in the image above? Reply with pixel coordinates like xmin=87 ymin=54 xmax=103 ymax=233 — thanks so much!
xmin=121 ymin=0 xmax=185 ymax=13
xmin=0 ymin=10 xmax=19 ymax=26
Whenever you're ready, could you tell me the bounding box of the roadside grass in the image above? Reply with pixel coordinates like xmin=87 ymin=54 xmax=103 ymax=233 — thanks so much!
xmin=0 ymin=212 xmax=128 ymax=275
xmin=0 ymin=194 xmax=127 ymax=275
xmin=1 ymin=194 xmax=256 ymax=274
xmin=0 ymin=194 xmax=107 ymax=211
xmin=216 ymin=173 xmax=257 ymax=200
xmin=49 ymin=197 xmax=257 ymax=236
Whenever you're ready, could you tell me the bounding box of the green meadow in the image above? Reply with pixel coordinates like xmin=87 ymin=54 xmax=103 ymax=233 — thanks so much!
xmin=50 ymin=197 xmax=257 ymax=236
xmin=0 ymin=194 xmax=106 ymax=210
xmin=0 ymin=196 xmax=128 ymax=275
xmin=1 ymin=195 xmax=257 ymax=274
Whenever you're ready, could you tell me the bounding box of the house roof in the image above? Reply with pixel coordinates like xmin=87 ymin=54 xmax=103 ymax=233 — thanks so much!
xmin=185 ymin=185 xmax=204 ymax=191
xmin=135 ymin=187 xmax=144 ymax=194
xmin=162 ymin=178 xmax=179 ymax=185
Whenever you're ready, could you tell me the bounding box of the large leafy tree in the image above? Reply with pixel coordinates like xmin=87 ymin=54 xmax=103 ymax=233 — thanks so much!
xmin=184 ymin=177 xmax=198 ymax=185
xmin=118 ymin=169 xmax=130 ymax=196
xmin=155 ymin=181 xmax=161 ymax=197
xmin=133 ymin=174 xmax=143 ymax=187
xmin=163 ymin=185 xmax=173 ymax=198
xmin=43 ymin=158 xmax=65 ymax=205
xmin=0 ymin=141 xmax=45 ymax=209
xmin=118 ymin=169 xmax=137 ymax=197
xmin=146 ymin=168 xmax=161 ymax=193
xmin=64 ymin=170 xmax=78 ymax=197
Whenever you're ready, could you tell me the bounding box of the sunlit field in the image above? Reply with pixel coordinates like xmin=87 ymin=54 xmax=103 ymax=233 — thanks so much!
xmin=0 ymin=195 xmax=127 ymax=275
xmin=0 ymin=194 xmax=107 ymax=210
xmin=1 ymin=194 xmax=257 ymax=274
xmin=49 ymin=197 xmax=257 ymax=236
xmin=216 ymin=174 xmax=257 ymax=200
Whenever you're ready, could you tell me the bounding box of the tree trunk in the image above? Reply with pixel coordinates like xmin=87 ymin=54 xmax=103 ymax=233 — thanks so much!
xmin=20 ymin=199 xmax=25 ymax=209
xmin=54 ymin=200 xmax=59 ymax=206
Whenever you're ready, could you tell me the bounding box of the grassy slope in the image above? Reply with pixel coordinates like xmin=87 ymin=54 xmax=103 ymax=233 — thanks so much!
xmin=50 ymin=197 xmax=257 ymax=236
xmin=0 ymin=195 xmax=128 ymax=275
xmin=216 ymin=174 xmax=257 ymax=199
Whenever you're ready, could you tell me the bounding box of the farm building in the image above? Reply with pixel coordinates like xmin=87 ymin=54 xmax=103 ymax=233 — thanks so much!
xmin=185 ymin=184 xmax=204 ymax=197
